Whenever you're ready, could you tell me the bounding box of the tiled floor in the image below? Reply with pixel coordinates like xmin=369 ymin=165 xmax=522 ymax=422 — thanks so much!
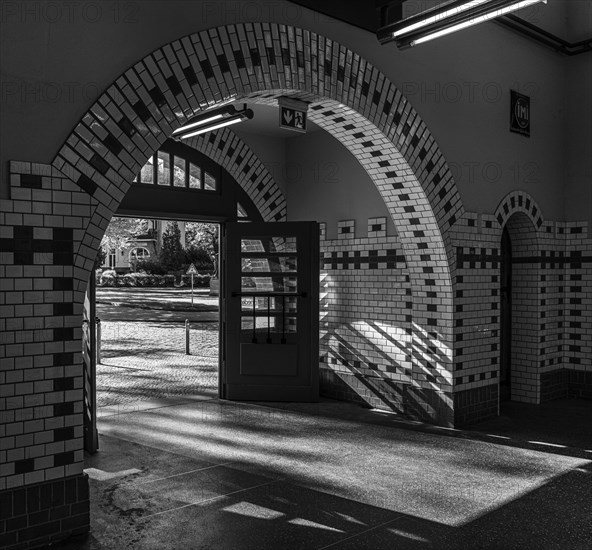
xmin=58 ymin=397 xmax=592 ymax=549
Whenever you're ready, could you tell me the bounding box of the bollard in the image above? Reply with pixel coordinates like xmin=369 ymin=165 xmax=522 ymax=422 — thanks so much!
xmin=185 ymin=319 xmax=190 ymax=355
xmin=96 ymin=318 xmax=102 ymax=364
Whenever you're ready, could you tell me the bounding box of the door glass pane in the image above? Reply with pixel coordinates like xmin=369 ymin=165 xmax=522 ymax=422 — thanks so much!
xmin=140 ymin=157 xmax=154 ymax=184
xmin=173 ymin=156 xmax=186 ymax=187
xmin=240 ymin=236 xmax=297 ymax=254
xmin=189 ymin=162 xmax=201 ymax=189
xmin=240 ymin=296 xmax=297 ymax=337
xmin=241 ymin=256 xmax=297 ymax=273
xmin=240 ymin=276 xmax=297 ymax=293
xmin=157 ymin=151 xmax=170 ymax=185
xmin=204 ymin=171 xmax=217 ymax=191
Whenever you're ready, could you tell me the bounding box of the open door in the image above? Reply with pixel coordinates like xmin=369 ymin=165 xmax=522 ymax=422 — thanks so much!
xmin=221 ymin=221 xmax=319 ymax=401
xmin=82 ymin=273 xmax=99 ymax=453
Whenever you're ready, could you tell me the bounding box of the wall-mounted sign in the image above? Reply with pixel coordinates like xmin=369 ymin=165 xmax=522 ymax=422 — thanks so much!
xmin=510 ymin=90 xmax=530 ymax=137
xmin=278 ymin=96 xmax=308 ymax=133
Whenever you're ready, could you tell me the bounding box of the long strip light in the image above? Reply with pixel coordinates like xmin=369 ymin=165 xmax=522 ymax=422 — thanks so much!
xmin=172 ymin=113 xmax=226 ymax=135
xmin=173 ymin=105 xmax=253 ymax=140
xmin=176 ymin=113 xmax=251 ymax=139
xmin=409 ymin=0 xmax=547 ymax=46
xmin=392 ymin=0 xmax=491 ymax=38
xmin=378 ymin=0 xmax=547 ymax=48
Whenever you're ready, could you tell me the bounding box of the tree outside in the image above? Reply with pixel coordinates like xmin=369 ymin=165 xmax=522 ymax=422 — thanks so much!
xmin=159 ymin=221 xmax=185 ymax=272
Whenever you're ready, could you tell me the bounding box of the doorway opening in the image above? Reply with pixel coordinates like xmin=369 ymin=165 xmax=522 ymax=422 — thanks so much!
xmin=94 ymin=217 xmax=221 ymax=418
xmin=500 ymin=226 xmax=512 ymax=402
xmin=499 ymin=212 xmax=540 ymax=405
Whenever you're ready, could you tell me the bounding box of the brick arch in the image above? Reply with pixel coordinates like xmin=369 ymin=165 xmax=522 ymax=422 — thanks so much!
xmin=186 ymin=127 xmax=286 ymax=222
xmin=51 ymin=23 xmax=464 ymax=420
xmin=495 ymin=191 xmax=544 ymax=231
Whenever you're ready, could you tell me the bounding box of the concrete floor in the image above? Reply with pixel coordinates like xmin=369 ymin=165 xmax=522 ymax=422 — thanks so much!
xmin=57 ymin=397 xmax=591 ymax=550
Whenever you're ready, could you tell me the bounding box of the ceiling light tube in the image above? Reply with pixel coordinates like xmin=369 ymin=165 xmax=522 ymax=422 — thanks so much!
xmin=172 ymin=105 xmax=238 ymax=136
xmin=175 ymin=109 xmax=254 ymax=139
xmin=391 ymin=0 xmax=491 ymax=38
xmin=407 ymin=0 xmax=547 ymax=46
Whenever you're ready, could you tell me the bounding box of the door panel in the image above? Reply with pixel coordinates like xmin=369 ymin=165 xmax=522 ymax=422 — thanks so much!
xmin=82 ymin=274 xmax=99 ymax=454
xmin=222 ymin=222 xmax=319 ymax=401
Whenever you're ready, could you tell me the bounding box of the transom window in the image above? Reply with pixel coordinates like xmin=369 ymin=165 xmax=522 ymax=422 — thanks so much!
xmin=134 ymin=149 xmax=218 ymax=192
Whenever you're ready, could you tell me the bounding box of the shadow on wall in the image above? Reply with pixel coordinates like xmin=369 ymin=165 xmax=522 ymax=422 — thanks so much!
xmin=319 ymin=320 xmax=453 ymax=427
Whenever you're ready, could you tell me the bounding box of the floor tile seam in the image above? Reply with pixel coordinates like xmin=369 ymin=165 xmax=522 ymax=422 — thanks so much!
xmin=133 ymin=460 xmax=239 ymax=485
xmin=315 ymin=514 xmax=406 ymax=550
xmin=94 ymin=429 xmax=222 ymax=462
xmin=96 ymin=396 xmax=219 ymax=417
xmin=138 ymin=477 xmax=286 ymax=519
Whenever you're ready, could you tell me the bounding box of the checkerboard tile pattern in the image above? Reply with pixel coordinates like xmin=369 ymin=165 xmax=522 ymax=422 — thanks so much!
xmin=320 ymin=219 xmax=412 ymax=410
xmin=451 ymin=192 xmax=592 ymax=424
xmin=337 ymin=220 xmax=355 ymax=240
xmin=368 ymin=217 xmax=387 ymax=238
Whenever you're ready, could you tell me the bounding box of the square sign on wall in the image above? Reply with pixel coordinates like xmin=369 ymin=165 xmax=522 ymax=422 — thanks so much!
xmin=510 ymin=90 xmax=530 ymax=137
xmin=278 ymin=96 xmax=308 ymax=133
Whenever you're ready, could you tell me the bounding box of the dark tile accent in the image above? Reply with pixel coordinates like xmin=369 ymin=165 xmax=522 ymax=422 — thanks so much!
xmin=20 ymin=174 xmax=43 ymax=188
xmin=53 ymin=328 xmax=74 ymax=341
xmin=149 ymin=86 xmax=167 ymax=108
xmin=103 ymin=133 xmax=124 ymax=155
xmin=14 ymin=252 xmax=34 ymax=264
xmin=89 ymin=153 xmax=110 ymax=176
xmin=53 ymin=303 xmax=73 ymax=316
xmin=53 ymin=402 xmax=75 ymax=417
xmin=183 ymin=66 xmax=199 ymax=86
xmin=166 ymin=75 xmax=183 ymax=96
xmin=117 ymin=115 xmax=136 ymax=138
xmin=53 ymin=377 xmax=75 ymax=391
xmin=14 ymin=458 xmax=35 ymax=475
xmin=132 ymin=100 xmax=151 ymax=122
xmin=53 ymin=353 xmax=74 ymax=366
xmin=76 ymin=174 xmax=97 ymax=196
xmin=281 ymin=48 xmax=290 ymax=66
xmin=54 ymin=452 xmax=75 ymax=468
xmin=53 ymin=427 xmax=75 ymax=442
xmin=266 ymin=47 xmax=275 ymax=65
xmin=53 ymin=277 xmax=73 ymax=291
xmin=217 ymin=54 xmax=230 ymax=73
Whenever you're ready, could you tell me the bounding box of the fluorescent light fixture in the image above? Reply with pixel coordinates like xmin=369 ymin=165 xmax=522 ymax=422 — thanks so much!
xmin=410 ymin=0 xmax=547 ymax=46
xmin=172 ymin=104 xmax=253 ymax=140
xmin=378 ymin=0 xmax=548 ymax=48
xmin=392 ymin=0 xmax=491 ymax=37
xmin=172 ymin=113 xmax=224 ymax=135
xmin=177 ymin=115 xmax=245 ymax=139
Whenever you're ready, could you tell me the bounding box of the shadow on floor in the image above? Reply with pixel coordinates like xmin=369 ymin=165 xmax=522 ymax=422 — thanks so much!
xmin=59 ymin=431 xmax=591 ymax=550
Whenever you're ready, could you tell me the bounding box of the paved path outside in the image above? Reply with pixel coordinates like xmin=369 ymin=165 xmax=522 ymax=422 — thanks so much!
xmin=96 ymin=288 xmax=220 ymax=411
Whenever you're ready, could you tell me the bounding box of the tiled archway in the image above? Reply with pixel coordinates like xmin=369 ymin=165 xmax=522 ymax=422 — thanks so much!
xmin=497 ymin=192 xmax=542 ymax=404
xmin=51 ymin=23 xmax=463 ymax=423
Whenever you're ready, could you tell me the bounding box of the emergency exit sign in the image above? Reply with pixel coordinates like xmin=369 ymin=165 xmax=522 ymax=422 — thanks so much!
xmin=278 ymin=96 xmax=308 ymax=133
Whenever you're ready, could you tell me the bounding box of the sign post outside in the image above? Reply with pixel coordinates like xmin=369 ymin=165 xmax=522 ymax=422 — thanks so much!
xmin=186 ymin=263 xmax=198 ymax=306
